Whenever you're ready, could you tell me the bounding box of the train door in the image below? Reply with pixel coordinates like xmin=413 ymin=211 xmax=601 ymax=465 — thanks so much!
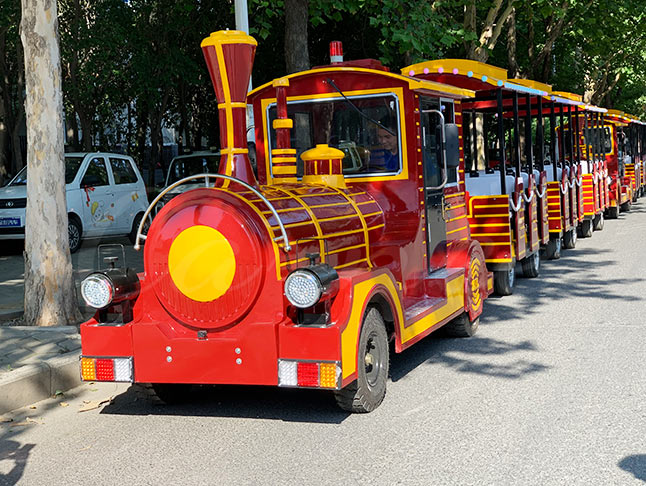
xmin=420 ymin=96 xmax=452 ymax=273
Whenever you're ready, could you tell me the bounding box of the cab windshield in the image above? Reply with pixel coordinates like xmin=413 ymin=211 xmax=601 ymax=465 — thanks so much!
xmin=9 ymin=156 xmax=84 ymax=186
xmin=267 ymin=92 xmax=402 ymax=178
xmin=166 ymin=155 xmax=220 ymax=185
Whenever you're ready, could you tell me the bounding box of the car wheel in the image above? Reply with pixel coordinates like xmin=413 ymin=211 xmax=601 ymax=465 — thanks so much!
xmin=607 ymin=206 xmax=619 ymax=219
xmin=443 ymin=313 xmax=479 ymax=338
xmin=493 ymin=266 xmax=515 ymax=296
xmin=129 ymin=213 xmax=150 ymax=245
xmin=68 ymin=217 xmax=82 ymax=253
xmin=521 ymin=251 xmax=540 ymax=278
xmin=544 ymin=237 xmax=561 ymax=260
xmin=334 ymin=307 xmax=389 ymax=413
xmin=578 ymin=219 xmax=593 ymax=238
xmin=563 ymin=228 xmax=577 ymax=249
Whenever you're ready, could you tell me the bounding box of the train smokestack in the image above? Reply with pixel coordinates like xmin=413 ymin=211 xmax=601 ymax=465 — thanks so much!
xmin=201 ymin=30 xmax=258 ymax=186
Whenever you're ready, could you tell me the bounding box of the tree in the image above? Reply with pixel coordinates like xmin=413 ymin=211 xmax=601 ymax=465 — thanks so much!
xmin=285 ymin=0 xmax=310 ymax=73
xmin=20 ymin=0 xmax=80 ymax=326
xmin=0 ymin=0 xmax=25 ymax=179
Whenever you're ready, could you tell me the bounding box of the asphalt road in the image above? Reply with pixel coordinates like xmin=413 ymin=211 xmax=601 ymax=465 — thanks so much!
xmin=2 ymin=203 xmax=646 ymax=485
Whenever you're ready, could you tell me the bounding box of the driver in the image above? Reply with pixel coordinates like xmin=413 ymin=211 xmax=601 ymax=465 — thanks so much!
xmin=370 ymin=124 xmax=399 ymax=172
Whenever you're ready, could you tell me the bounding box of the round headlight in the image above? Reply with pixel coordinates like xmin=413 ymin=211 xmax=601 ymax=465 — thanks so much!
xmin=81 ymin=274 xmax=114 ymax=309
xmin=285 ymin=270 xmax=322 ymax=308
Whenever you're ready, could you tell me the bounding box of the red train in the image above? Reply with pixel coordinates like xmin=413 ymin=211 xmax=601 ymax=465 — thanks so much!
xmin=78 ymin=31 xmax=493 ymax=412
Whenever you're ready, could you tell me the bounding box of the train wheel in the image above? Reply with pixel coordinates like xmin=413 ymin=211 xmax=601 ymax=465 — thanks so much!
xmin=493 ymin=266 xmax=515 ymax=296
xmin=620 ymin=201 xmax=631 ymax=213
xmin=334 ymin=307 xmax=389 ymax=413
xmin=563 ymin=228 xmax=577 ymax=249
xmin=593 ymin=213 xmax=604 ymax=231
xmin=578 ymin=219 xmax=593 ymax=238
xmin=152 ymin=383 xmax=193 ymax=404
xmin=544 ymin=237 xmax=561 ymax=260
xmin=607 ymin=206 xmax=619 ymax=219
xmin=443 ymin=313 xmax=479 ymax=338
xmin=521 ymin=251 xmax=540 ymax=278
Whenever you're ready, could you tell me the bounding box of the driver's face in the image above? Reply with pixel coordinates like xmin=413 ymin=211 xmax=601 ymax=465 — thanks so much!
xmin=378 ymin=128 xmax=398 ymax=153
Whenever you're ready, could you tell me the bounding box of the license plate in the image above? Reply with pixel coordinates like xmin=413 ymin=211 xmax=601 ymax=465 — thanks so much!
xmin=0 ymin=217 xmax=21 ymax=227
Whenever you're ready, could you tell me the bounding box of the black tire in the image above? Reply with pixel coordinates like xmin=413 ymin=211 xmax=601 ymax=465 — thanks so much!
xmin=578 ymin=219 xmax=593 ymax=238
xmin=129 ymin=213 xmax=149 ymax=245
xmin=521 ymin=251 xmax=540 ymax=278
xmin=607 ymin=206 xmax=619 ymax=219
xmin=562 ymin=228 xmax=577 ymax=249
xmin=68 ymin=216 xmax=82 ymax=253
xmin=443 ymin=313 xmax=479 ymax=338
xmin=152 ymin=383 xmax=193 ymax=404
xmin=620 ymin=201 xmax=631 ymax=213
xmin=334 ymin=308 xmax=389 ymax=413
xmin=593 ymin=213 xmax=604 ymax=231
xmin=544 ymin=237 xmax=561 ymax=260
xmin=493 ymin=266 xmax=515 ymax=296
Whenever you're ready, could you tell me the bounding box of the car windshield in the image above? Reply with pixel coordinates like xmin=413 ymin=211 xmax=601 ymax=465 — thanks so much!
xmin=167 ymin=155 xmax=220 ymax=185
xmin=9 ymin=156 xmax=85 ymax=186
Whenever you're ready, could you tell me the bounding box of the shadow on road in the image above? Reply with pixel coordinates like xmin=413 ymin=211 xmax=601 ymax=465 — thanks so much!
xmin=0 ymin=439 xmax=34 ymax=486
xmin=618 ymin=454 xmax=646 ymax=482
xmin=101 ymin=384 xmax=351 ymax=424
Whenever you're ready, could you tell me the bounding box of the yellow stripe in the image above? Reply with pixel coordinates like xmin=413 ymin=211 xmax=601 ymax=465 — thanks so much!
xmin=327 ymin=243 xmax=366 ymax=255
xmin=472 ymin=213 xmax=510 ymax=218
xmin=473 ymin=204 xmax=509 ymax=209
xmin=317 ymin=213 xmax=359 ymax=223
xmin=368 ymin=224 xmax=385 ymax=231
xmin=280 ymin=256 xmax=310 ymax=267
xmin=341 ymin=273 xmax=403 ymax=379
xmin=470 ymin=223 xmax=511 ymax=228
xmin=448 ymin=203 xmax=465 ymax=210
xmin=446 ymin=225 xmax=468 ymax=235
xmin=262 ymin=206 xmax=306 ymax=215
xmin=335 ymin=258 xmax=368 ymax=270
xmin=214 ymin=42 xmax=234 ymax=184
xmin=471 ymin=232 xmax=511 ymax=236
xmin=479 ymin=242 xmax=510 ymax=246
xmin=272 ymin=156 xmax=297 ymax=163
xmin=218 ymin=102 xmax=247 ymax=109
xmin=271 ymin=220 xmax=313 ymax=230
xmin=309 ymin=201 xmax=352 ymax=209
xmin=272 ymin=148 xmax=297 ymax=155
xmin=361 ymin=210 xmax=384 ymax=218
xmin=356 ymin=200 xmax=377 ymax=206
xmin=272 ymin=165 xmax=297 ymax=175
xmin=485 ymin=258 xmax=513 ymax=263
xmin=446 ymin=215 xmax=468 ymax=223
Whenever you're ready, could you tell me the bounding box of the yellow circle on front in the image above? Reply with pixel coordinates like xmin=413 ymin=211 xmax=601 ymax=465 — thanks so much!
xmin=168 ymin=225 xmax=236 ymax=302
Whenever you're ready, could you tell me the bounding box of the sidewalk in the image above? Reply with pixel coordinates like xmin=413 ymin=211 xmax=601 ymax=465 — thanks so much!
xmin=0 ymin=322 xmax=83 ymax=414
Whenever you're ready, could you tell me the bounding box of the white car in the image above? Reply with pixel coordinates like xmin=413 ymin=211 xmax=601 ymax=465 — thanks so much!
xmin=157 ymin=151 xmax=220 ymax=208
xmin=0 ymin=152 xmax=149 ymax=252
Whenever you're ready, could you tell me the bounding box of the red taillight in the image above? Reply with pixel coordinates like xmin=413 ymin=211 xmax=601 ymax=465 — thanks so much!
xmin=95 ymin=359 xmax=115 ymax=381
xmin=297 ymin=362 xmax=319 ymax=387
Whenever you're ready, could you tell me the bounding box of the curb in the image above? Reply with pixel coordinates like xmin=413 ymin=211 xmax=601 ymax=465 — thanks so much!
xmin=0 ymin=309 xmax=23 ymax=321
xmin=0 ymin=351 xmax=81 ymax=414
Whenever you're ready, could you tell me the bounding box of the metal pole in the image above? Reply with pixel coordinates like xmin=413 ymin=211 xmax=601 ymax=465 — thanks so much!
xmin=497 ymin=88 xmax=507 ymax=193
xmin=513 ymin=92 xmax=521 ymax=178
xmin=525 ymin=93 xmax=534 ymax=173
xmin=575 ymin=106 xmax=581 ymax=164
xmin=550 ymin=101 xmax=557 ymax=180
xmin=537 ymin=96 xmax=544 ymax=171
xmin=559 ymin=107 xmax=565 ymax=169
xmin=568 ymin=105 xmax=575 ymax=168
xmin=471 ymin=109 xmax=478 ymax=172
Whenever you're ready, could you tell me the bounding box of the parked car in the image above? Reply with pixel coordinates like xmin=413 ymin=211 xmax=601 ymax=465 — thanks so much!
xmin=156 ymin=151 xmax=220 ymax=209
xmin=0 ymin=152 xmax=149 ymax=252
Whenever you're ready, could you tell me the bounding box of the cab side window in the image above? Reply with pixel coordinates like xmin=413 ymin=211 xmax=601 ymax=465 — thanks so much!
xmin=81 ymin=158 xmax=109 ymax=187
xmin=109 ymin=158 xmax=138 ymax=184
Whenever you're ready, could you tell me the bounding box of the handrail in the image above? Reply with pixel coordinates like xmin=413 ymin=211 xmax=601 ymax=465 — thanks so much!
xmin=522 ymin=188 xmax=534 ymax=203
xmin=509 ymin=193 xmax=523 ymax=213
xmin=535 ymin=185 xmax=547 ymax=199
xmin=133 ymin=173 xmax=292 ymax=252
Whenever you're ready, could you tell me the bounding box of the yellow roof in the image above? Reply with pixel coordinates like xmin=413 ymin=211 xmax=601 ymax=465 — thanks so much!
xmin=552 ymin=91 xmax=583 ymax=102
xmin=402 ymin=59 xmax=506 ymax=87
xmin=248 ymin=67 xmax=475 ymax=99
xmin=509 ymin=78 xmax=552 ymax=95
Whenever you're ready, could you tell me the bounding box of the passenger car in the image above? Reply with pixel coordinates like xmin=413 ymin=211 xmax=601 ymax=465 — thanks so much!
xmin=0 ymin=152 xmax=149 ymax=252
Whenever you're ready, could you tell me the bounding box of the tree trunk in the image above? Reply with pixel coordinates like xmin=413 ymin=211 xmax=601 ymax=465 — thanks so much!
xmin=506 ymin=7 xmax=519 ymax=78
xmin=284 ymin=0 xmax=309 ymax=74
xmin=20 ymin=0 xmax=81 ymax=326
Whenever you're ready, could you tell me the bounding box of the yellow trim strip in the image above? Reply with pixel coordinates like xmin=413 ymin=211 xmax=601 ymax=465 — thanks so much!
xmin=446 ymin=225 xmax=468 ymax=235
xmin=471 ymin=232 xmax=511 ymax=236
xmin=218 ymin=102 xmax=247 ymax=109
xmin=272 ymin=148 xmax=297 ymax=155
xmin=335 ymin=258 xmax=368 ymax=270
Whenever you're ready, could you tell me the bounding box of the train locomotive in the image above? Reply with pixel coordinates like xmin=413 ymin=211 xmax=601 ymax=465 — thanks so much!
xmin=78 ymin=31 xmax=492 ymax=413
